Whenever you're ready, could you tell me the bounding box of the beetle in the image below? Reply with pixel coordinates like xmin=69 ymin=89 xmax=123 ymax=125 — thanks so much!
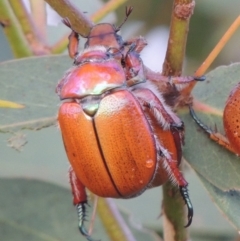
xmin=190 ymin=82 xmax=240 ymax=156
xmin=56 ymin=7 xmax=203 ymax=240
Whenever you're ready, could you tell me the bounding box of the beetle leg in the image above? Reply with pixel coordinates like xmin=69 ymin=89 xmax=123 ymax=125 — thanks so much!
xmin=133 ymin=87 xmax=183 ymax=130
xmin=133 ymin=87 xmax=193 ymax=225
xmin=168 ymin=75 xmax=205 ymax=85
xmin=124 ymin=36 xmax=147 ymax=54
xmin=124 ymin=47 xmax=145 ymax=83
xmin=156 ymin=143 xmax=186 ymax=186
xmin=68 ymin=30 xmax=79 ymax=59
xmin=62 ymin=18 xmax=79 ymax=59
xmin=157 ymin=144 xmax=193 ymax=227
xmin=69 ymin=168 xmax=96 ymax=241
xmin=0 ymin=20 xmax=9 ymax=28
xmin=189 ymin=105 xmax=236 ymax=154
xmin=121 ymin=37 xmax=147 ymax=83
xmin=144 ymin=67 xmax=205 ymax=85
xmin=179 ymin=186 xmax=193 ymax=227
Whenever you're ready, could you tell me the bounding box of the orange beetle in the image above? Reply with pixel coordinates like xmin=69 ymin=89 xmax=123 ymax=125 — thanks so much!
xmin=57 ymin=8 xmax=201 ymax=241
xmin=190 ymin=83 xmax=240 ymax=156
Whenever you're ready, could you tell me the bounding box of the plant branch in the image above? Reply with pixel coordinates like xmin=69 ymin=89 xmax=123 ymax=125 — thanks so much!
xmin=97 ymin=198 xmax=136 ymax=241
xmin=0 ymin=0 xmax=32 ymax=58
xmin=161 ymin=1 xmax=195 ymax=241
xmin=44 ymin=0 xmax=93 ymax=37
xmin=162 ymin=0 xmax=195 ymax=76
xmin=50 ymin=0 xmax=127 ymax=54
xmin=29 ymin=0 xmax=47 ymax=40
xmin=162 ymin=182 xmax=189 ymax=241
xmin=8 ymin=0 xmax=50 ymax=55
xmin=181 ymin=15 xmax=240 ymax=99
xmin=196 ymin=15 xmax=240 ymax=77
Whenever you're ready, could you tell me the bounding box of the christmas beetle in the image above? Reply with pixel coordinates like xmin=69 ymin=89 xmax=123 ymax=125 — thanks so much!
xmin=57 ymin=7 xmax=202 ymax=240
xmin=190 ymin=82 xmax=240 ymax=156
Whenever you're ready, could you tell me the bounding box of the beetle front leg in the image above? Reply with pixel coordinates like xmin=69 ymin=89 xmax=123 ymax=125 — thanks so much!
xmin=121 ymin=37 xmax=147 ymax=83
xmin=124 ymin=36 xmax=147 ymax=54
xmin=69 ymin=168 xmax=95 ymax=241
xmin=144 ymin=66 xmax=205 ymax=85
xmin=62 ymin=18 xmax=79 ymax=59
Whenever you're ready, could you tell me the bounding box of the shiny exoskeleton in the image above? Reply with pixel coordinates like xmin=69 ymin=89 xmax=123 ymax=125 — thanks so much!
xmin=190 ymin=82 xmax=240 ymax=156
xmin=57 ymin=8 xmax=199 ymax=241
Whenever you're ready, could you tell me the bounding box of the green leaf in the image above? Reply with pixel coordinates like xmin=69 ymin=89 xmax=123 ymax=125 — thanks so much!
xmin=182 ymin=63 xmax=240 ymax=228
xmin=0 ymin=178 xmax=157 ymax=241
xmin=0 ymin=56 xmax=71 ymax=132
xmin=183 ymin=63 xmax=240 ymax=190
xmin=0 ymin=178 xmax=86 ymax=241
xmin=7 ymin=132 xmax=27 ymax=151
xmin=198 ymin=173 xmax=240 ymax=231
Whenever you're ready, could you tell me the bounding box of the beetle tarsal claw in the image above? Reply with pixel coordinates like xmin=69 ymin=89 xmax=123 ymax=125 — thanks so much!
xmin=77 ymin=203 xmax=99 ymax=241
xmin=179 ymin=186 xmax=193 ymax=228
xmin=170 ymin=121 xmax=185 ymax=131
xmin=194 ymin=75 xmax=206 ymax=81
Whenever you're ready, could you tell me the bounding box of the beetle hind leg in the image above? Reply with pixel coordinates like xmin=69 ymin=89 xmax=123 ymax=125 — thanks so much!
xmin=162 ymin=154 xmax=193 ymax=227
xmin=189 ymin=105 xmax=236 ymax=154
xmin=157 ymin=144 xmax=193 ymax=226
xmin=133 ymin=87 xmax=193 ymax=225
xmin=69 ymin=168 xmax=98 ymax=241
xmin=179 ymin=186 xmax=193 ymax=227
xmin=76 ymin=203 xmax=97 ymax=241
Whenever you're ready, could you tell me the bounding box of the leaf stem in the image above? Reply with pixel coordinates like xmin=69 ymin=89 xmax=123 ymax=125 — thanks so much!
xmin=184 ymin=15 xmax=240 ymax=97
xmin=97 ymin=198 xmax=136 ymax=241
xmin=195 ymin=15 xmax=240 ymax=77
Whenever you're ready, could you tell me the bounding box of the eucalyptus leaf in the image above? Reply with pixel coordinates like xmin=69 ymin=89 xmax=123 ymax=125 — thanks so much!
xmin=0 ymin=55 xmax=71 ymax=132
xmin=181 ymin=63 xmax=240 ymax=229
xmin=198 ymin=173 xmax=240 ymax=230
xmin=0 ymin=178 xmax=157 ymax=241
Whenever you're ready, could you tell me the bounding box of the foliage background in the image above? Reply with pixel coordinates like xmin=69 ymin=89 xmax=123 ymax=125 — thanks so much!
xmin=0 ymin=0 xmax=240 ymax=240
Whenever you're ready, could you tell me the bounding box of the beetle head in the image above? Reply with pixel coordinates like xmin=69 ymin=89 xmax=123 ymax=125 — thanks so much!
xmin=85 ymin=6 xmax=133 ymax=49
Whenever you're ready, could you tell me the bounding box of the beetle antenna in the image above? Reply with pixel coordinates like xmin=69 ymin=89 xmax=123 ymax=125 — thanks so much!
xmin=115 ymin=6 xmax=133 ymax=32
